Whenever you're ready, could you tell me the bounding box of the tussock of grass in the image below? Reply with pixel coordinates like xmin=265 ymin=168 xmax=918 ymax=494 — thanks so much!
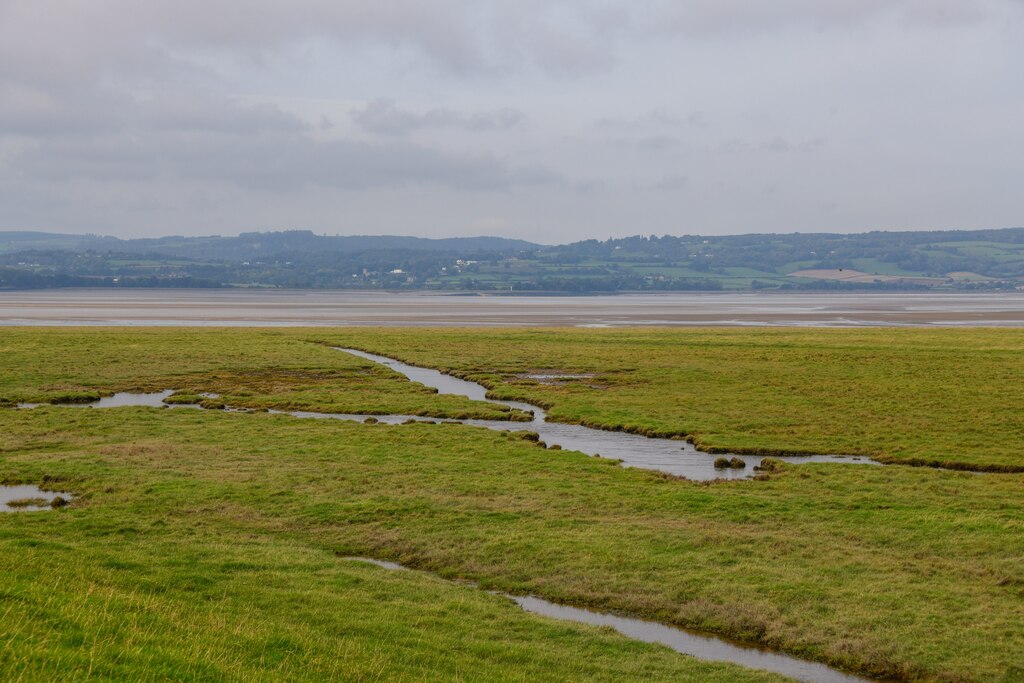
xmin=162 ymin=392 xmax=202 ymax=405
xmin=5 ymin=497 xmax=47 ymax=508
xmin=46 ymin=391 xmax=102 ymax=404
xmin=756 ymin=458 xmax=785 ymax=473
xmin=198 ymin=399 xmax=227 ymax=410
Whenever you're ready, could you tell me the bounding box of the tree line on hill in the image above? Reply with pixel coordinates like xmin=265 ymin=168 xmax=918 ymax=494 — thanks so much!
xmin=1 ymin=228 xmax=1022 ymax=292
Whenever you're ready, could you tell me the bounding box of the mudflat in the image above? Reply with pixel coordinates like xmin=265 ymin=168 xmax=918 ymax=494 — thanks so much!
xmin=2 ymin=289 xmax=1024 ymax=326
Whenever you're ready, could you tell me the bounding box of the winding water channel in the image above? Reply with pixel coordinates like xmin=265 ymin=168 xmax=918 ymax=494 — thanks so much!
xmin=333 ymin=350 xmax=883 ymax=680
xmin=14 ymin=351 xmax=888 ymax=681
xmin=16 ymin=350 xmax=876 ymax=481
xmin=338 ymin=348 xmax=879 ymax=481
xmin=344 ymin=557 xmax=875 ymax=683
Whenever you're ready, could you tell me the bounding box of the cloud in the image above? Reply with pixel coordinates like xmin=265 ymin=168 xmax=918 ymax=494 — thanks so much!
xmin=0 ymin=13 xmax=554 ymax=197
xmin=719 ymin=137 xmax=828 ymax=155
xmin=350 ymin=98 xmax=525 ymax=136
xmin=639 ymin=0 xmax=997 ymax=36
xmin=752 ymin=137 xmax=827 ymax=154
xmin=0 ymin=0 xmax=1022 ymax=238
xmin=650 ymin=175 xmax=688 ymax=191
xmin=11 ymin=125 xmax=560 ymax=193
xmin=635 ymin=135 xmax=682 ymax=151
xmin=0 ymin=83 xmax=118 ymax=136
xmin=0 ymin=1 xmax=634 ymax=82
xmin=598 ymin=108 xmax=702 ymax=130
xmin=0 ymin=1 xmax=1014 ymax=94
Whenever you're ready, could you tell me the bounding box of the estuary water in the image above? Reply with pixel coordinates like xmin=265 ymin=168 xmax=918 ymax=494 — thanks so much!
xmin=2 ymin=289 xmax=1024 ymax=327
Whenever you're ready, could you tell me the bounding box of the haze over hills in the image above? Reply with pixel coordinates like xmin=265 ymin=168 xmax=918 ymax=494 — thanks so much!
xmin=0 ymin=232 xmax=540 ymax=260
xmin=2 ymin=227 xmax=1023 ymax=292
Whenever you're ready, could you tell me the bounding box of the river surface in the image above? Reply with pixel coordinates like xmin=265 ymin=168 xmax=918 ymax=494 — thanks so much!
xmin=2 ymin=289 xmax=1024 ymax=327
xmin=344 ymin=557 xmax=876 ymax=683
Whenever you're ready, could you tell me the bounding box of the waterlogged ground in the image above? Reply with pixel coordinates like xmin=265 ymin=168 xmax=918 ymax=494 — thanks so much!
xmin=1 ymin=328 xmax=1022 ymax=681
xmin=0 ymin=329 xmax=527 ymax=421
xmin=316 ymin=327 xmax=1024 ymax=471
xmin=4 ymin=326 xmax=1023 ymax=470
xmin=0 ymin=484 xmax=72 ymax=511
xmin=16 ymin=382 xmax=876 ymax=481
xmin=334 ymin=348 xmax=878 ymax=481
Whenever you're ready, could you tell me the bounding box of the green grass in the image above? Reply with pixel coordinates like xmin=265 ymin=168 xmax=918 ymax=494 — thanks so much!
xmin=1 ymin=328 xmax=1023 ymax=681
xmin=722 ymin=267 xmax=790 ymax=279
xmin=1 ymin=405 xmax=1021 ymax=681
xmin=779 ymin=260 xmax=819 ymax=273
xmin=848 ymin=259 xmax=926 ymax=276
xmin=0 ymin=328 xmax=527 ymax=421
xmin=316 ymin=327 xmax=1024 ymax=471
xmin=931 ymin=242 xmax=1024 ymax=260
xmin=630 ymin=265 xmax=722 ymax=278
xmin=2 ymin=493 xmax=773 ymax=682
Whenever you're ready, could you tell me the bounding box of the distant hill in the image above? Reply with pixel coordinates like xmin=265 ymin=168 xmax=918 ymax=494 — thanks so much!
xmin=0 ymin=230 xmax=539 ymax=260
xmin=1 ymin=227 xmax=1023 ymax=292
xmin=0 ymin=231 xmax=123 ymax=253
xmin=526 ymin=227 xmax=1024 ymax=290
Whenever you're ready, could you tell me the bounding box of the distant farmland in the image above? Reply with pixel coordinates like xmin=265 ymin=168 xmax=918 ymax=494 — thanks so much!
xmin=2 ymin=226 xmax=1024 ymax=291
xmin=787 ymin=268 xmax=948 ymax=286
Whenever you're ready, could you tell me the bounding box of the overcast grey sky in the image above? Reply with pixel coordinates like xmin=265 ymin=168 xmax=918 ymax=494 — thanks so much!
xmin=1 ymin=0 xmax=1022 ymax=243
